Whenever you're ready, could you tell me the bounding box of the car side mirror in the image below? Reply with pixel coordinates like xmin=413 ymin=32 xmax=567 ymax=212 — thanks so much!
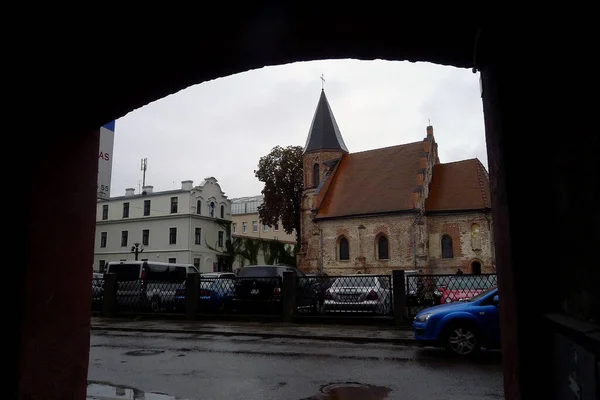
xmin=492 ymin=295 xmax=499 ymax=305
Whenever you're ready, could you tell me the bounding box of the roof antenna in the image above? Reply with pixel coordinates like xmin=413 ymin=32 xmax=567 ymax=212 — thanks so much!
xmin=320 ymin=73 xmax=325 ymax=91
xmin=428 ymin=118 xmax=431 ymax=126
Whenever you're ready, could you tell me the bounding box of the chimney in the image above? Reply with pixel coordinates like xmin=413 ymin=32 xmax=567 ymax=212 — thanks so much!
xmin=142 ymin=185 xmax=153 ymax=195
xmin=125 ymin=188 xmax=135 ymax=196
xmin=181 ymin=180 xmax=193 ymax=191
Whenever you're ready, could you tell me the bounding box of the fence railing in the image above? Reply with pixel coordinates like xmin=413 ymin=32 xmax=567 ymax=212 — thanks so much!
xmin=406 ymin=273 xmax=498 ymax=317
xmin=95 ymin=271 xmax=498 ymax=323
xmin=296 ymin=275 xmax=393 ymax=316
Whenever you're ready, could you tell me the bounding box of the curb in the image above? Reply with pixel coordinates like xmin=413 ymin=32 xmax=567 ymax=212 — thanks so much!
xmin=91 ymin=326 xmax=417 ymax=346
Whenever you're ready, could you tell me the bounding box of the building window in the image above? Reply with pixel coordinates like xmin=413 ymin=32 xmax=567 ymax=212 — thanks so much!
xmin=142 ymin=229 xmax=149 ymax=246
xmin=338 ymin=237 xmax=350 ymax=261
xmin=170 ymin=197 xmax=178 ymax=213
xmin=220 ymin=205 xmax=225 ymax=219
xmin=274 ymin=223 xmax=279 ymax=232
xmin=193 ymin=258 xmax=200 ymax=268
xmin=441 ymin=235 xmax=454 ymax=258
xmin=99 ymin=260 xmax=106 ymax=273
xmin=144 ymin=200 xmax=151 ymax=216
xmin=102 ymin=204 xmax=109 ymax=220
xmin=169 ymin=227 xmax=177 ymax=245
xmin=195 ymin=228 xmax=202 ymax=245
xmin=100 ymin=232 xmax=107 ymax=248
xmin=471 ymin=223 xmax=482 ymax=250
xmin=218 ymin=231 xmax=224 ymax=247
xmin=168 ymin=258 xmax=176 ymax=264
xmin=242 ymin=222 xmax=247 ymax=233
xmin=232 ymin=223 xmax=237 ymax=233
xmin=252 ymin=221 xmax=258 ymax=232
xmin=122 ymin=202 xmax=129 ymax=218
xmin=263 ymin=223 xmax=269 ymax=232
xmin=196 ymin=199 xmax=202 ymax=214
xmin=121 ymin=231 xmax=128 ymax=247
xmin=377 ymin=235 xmax=389 ymax=260
xmin=209 ymin=201 xmax=215 ymax=217
xmin=313 ymin=163 xmax=320 ymax=187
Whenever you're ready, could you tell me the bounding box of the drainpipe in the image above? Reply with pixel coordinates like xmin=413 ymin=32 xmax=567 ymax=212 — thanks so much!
xmin=319 ymin=228 xmax=323 ymax=273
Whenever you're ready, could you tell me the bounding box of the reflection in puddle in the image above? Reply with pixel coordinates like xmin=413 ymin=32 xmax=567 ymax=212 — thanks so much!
xmin=301 ymin=382 xmax=391 ymax=400
xmin=87 ymin=382 xmax=185 ymax=399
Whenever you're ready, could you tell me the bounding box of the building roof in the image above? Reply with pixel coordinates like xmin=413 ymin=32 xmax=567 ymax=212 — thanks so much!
xmin=303 ymin=90 xmax=349 ymax=154
xmin=425 ymin=158 xmax=491 ymax=212
xmin=316 ymin=141 xmax=424 ymax=219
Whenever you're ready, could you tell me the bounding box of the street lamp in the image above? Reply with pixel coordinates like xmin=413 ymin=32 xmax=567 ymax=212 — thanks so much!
xmin=131 ymin=242 xmax=144 ymax=261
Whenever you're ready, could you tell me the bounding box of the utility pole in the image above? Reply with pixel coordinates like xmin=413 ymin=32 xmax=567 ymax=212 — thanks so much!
xmin=141 ymin=158 xmax=147 ymax=187
xmin=131 ymin=243 xmax=144 ymax=261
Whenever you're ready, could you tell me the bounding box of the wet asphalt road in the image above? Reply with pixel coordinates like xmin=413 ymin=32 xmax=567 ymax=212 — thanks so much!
xmin=88 ymin=330 xmax=504 ymax=400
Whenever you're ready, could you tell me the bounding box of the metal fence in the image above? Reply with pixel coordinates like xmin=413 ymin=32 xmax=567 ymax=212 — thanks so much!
xmin=91 ymin=276 xmax=104 ymax=311
xmin=227 ymin=277 xmax=283 ymax=315
xmin=112 ymin=279 xmax=187 ymax=314
xmin=406 ymin=274 xmax=498 ymax=317
xmin=297 ymin=275 xmax=393 ymax=316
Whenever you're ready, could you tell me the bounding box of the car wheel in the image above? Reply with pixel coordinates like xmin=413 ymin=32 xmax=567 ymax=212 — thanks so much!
xmin=150 ymin=296 xmax=161 ymax=312
xmin=445 ymin=324 xmax=480 ymax=356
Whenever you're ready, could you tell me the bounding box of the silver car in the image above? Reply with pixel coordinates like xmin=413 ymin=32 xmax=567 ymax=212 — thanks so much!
xmin=323 ymin=275 xmax=392 ymax=315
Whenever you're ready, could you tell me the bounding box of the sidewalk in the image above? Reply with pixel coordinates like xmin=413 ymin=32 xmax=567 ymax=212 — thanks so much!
xmin=91 ymin=317 xmax=416 ymax=345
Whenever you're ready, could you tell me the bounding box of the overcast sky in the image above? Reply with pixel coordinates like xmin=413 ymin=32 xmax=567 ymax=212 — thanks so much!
xmin=110 ymin=59 xmax=486 ymax=199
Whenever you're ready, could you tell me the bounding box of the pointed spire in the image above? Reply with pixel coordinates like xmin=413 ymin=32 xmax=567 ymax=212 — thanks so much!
xmin=303 ymin=90 xmax=349 ymax=154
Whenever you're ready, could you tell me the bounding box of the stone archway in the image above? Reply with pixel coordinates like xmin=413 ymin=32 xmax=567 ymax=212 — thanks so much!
xmin=470 ymin=259 xmax=482 ymax=275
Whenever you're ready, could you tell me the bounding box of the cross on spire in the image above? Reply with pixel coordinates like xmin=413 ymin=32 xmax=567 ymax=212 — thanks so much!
xmin=320 ymin=73 xmax=325 ymax=90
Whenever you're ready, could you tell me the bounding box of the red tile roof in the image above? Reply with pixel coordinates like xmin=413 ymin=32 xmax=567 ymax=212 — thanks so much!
xmin=425 ymin=158 xmax=491 ymax=212
xmin=316 ymin=142 xmax=424 ymax=219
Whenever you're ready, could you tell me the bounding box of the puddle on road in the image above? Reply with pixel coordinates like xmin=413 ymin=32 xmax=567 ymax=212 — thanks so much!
xmin=123 ymin=349 xmax=165 ymax=356
xmin=87 ymin=381 xmax=185 ymax=399
xmin=302 ymin=382 xmax=391 ymax=400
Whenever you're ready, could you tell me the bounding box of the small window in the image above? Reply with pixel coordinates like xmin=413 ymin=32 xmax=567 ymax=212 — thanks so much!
xmin=196 ymin=199 xmax=202 ymax=214
xmin=252 ymin=221 xmax=258 ymax=232
xmin=100 ymin=232 xmax=107 ymax=248
xmin=122 ymin=202 xmax=129 ymax=218
xmin=102 ymin=204 xmax=109 ymax=220
xmin=313 ymin=163 xmax=320 ymax=187
xmin=220 ymin=205 xmax=225 ymax=219
xmin=193 ymin=258 xmax=200 ymax=268
xmin=170 ymin=197 xmax=178 ymax=213
xmin=339 ymin=237 xmax=349 ymax=261
xmin=274 ymin=223 xmax=279 ymax=232
xmin=168 ymin=258 xmax=176 ymax=264
xmin=195 ymin=228 xmax=202 ymax=245
xmin=209 ymin=202 xmax=215 ymax=217
xmin=143 ymin=200 xmax=151 ymax=216
xmin=99 ymin=260 xmax=106 ymax=273
xmin=121 ymin=231 xmax=128 ymax=247
xmin=142 ymin=229 xmax=149 ymax=246
xmin=218 ymin=231 xmax=224 ymax=247
xmin=377 ymin=235 xmax=389 ymax=260
xmin=169 ymin=227 xmax=177 ymax=245
xmin=242 ymin=222 xmax=247 ymax=233
xmin=441 ymin=235 xmax=454 ymax=259
xmin=232 ymin=223 xmax=237 ymax=233
xmin=263 ymin=224 xmax=269 ymax=232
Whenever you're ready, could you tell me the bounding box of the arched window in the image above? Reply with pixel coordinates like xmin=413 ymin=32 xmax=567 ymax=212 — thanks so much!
xmin=313 ymin=163 xmax=320 ymax=187
xmin=196 ymin=199 xmax=202 ymax=215
xmin=441 ymin=235 xmax=454 ymax=258
xmin=338 ymin=237 xmax=349 ymax=261
xmin=377 ymin=235 xmax=389 ymax=260
xmin=471 ymin=223 xmax=481 ymax=250
xmin=471 ymin=260 xmax=482 ymax=275
xmin=209 ymin=202 xmax=215 ymax=217
xmin=220 ymin=205 xmax=225 ymax=219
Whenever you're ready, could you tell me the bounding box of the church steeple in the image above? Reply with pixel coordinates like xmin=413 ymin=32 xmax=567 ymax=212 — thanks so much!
xmin=303 ymin=90 xmax=349 ymax=154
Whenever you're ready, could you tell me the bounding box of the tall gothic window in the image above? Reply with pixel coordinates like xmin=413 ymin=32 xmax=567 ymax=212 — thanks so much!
xmin=377 ymin=235 xmax=389 ymax=260
xmin=338 ymin=237 xmax=349 ymax=261
xmin=441 ymin=235 xmax=454 ymax=258
xmin=313 ymin=163 xmax=320 ymax=187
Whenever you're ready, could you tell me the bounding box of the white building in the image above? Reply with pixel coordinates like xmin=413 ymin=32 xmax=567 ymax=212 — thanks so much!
xmin=94 ymin=177 xmax=232 ymax=273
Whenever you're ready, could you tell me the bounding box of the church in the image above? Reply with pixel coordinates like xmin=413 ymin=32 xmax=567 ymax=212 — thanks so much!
xmin=297 ymin=90 xmax=494 ymax=276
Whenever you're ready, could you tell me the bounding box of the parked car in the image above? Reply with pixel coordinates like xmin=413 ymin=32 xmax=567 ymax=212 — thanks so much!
xmin=106 ymin=261 xmax=199 ymax=312
xmin=413 ymin=286 xmax=500 ymax=356
xmin=438 ymin=275 xmax=498 ymax=304
xmin=232 ymin=265 xmax=320 ymax=313
xmin=323 ymin=275 xmax=392 ymax=315
xmin=199 ymin=273 xmax=236 ymax=311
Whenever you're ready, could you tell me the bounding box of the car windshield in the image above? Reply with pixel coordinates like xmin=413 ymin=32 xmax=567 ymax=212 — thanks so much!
xmin=447 ymin=276 xmax=497 ymax=290
xmin=237 ymin=267 xmax=278 ymax=277
xmin=332 ymin=276 xmax=377 ymax=288
xmin=467 ymin=286 xmax=498 ymax=302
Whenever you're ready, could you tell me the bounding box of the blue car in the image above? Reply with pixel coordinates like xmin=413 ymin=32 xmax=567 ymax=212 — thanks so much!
xmin=412 ymin=286 xmax=500 ymax=356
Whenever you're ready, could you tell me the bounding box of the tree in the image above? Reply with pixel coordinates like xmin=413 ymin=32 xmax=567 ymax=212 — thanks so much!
xmin=254 ymin=145 xmax=304 ymax=245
